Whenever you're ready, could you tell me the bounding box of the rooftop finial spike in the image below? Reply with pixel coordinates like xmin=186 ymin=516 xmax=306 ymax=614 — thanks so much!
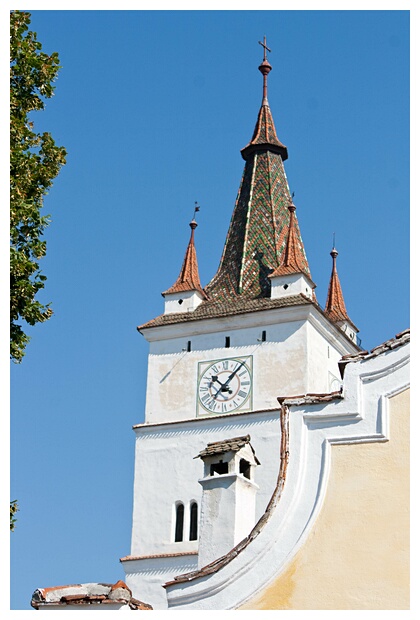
xmin=191 ymin=201 xmax=200 ymax=226
xmin=331 ymin=233 xmax=338 ymax=259
xmin=258 ymin=36 xmax=272 ymax=104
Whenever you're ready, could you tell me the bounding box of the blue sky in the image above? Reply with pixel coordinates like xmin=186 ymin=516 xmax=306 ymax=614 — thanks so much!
xmin=8 ymin=8 xmax=409 ymax=611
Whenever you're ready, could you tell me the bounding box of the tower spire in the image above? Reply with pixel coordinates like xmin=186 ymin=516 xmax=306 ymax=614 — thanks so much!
xmin=240 ymin=39 xmax=288 ymax=162
xmin=162 ymin=209 xmax=206 ymax=298
xmin=205 ymin=40 xmax=293 ymax=302
xmin=324 ymin=244 xmax=350 ymax=322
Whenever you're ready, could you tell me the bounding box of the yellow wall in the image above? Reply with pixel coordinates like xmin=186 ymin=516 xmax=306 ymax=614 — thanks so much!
xmin=240 ymin=388 xmax=410 ymax=610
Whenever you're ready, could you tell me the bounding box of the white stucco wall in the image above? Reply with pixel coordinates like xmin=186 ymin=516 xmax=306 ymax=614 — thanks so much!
xmin=270 ymin=272 xmax=314 ymax=299
xmin=122 ymin=554 xmax=198 ymax=610
xmin=164 ymin=290 xmax=204 ymax=314
xmin=164 ymin=338 xmax=410 ymax=610
xmin=141 ymin=306 xmax=356 ymax=425
xmin=128 ymin=304 xmax=360 ymax=609
xmin=130 ymin=410 xmax=281 ymax=560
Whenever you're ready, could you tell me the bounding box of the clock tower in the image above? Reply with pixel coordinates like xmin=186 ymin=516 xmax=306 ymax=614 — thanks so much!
xmin=120 ymin=40 xmax=360 ymax=609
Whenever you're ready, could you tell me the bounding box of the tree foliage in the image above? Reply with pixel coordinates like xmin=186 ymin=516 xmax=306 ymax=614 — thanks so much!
xmin=10 ymin=10 xmax=66 ymax=363
xmin=10 ymin=500 xmax=19 ymax=532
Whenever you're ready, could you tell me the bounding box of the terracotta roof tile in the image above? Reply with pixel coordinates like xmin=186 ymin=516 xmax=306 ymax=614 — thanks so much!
xmin=31 ymin=580 xmax=153 ymax=610
xmin=120 ymin=552 xmax=198 ymax=562
xmin=195 ymin=434 xmax=260 ymax=465
xmin=338 ymin=328 xmax=410 ymax=378
xmin=138 ymin=293 xmax=313 ymax=330
xmin=241 ymin=102 xmax=288 ymax=161
xmin=278 ymin=390 xmax=343 ymax=406
xmin=195 ymin=434 xmax=250 ymax=457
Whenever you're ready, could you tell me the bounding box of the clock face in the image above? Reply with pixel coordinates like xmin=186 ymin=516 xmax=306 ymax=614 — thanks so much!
xmin=197 ymin=356 xmax=253 ymax=416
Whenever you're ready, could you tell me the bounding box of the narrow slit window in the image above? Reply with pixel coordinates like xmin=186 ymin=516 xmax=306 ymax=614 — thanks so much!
xmin=239 ymin=458 xmax=251 ymax=479
xmin=189 ymin=502 xmax=198 ymax=541
xmin=174 ymin=503 xmax=184 ymax=542
xmin=225 ymin=336 xmax=230 ymax=348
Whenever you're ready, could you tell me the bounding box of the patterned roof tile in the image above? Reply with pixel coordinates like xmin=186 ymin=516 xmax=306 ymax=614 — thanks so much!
xmin=271 ymin=202 xmax=312 ymax=280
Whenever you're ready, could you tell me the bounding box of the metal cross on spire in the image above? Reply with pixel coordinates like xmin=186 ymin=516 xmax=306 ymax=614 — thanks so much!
xmin=259 ymin=36 xmax=271 ymax=61
xmin=258 ymin=36 xmax=272 ymax=103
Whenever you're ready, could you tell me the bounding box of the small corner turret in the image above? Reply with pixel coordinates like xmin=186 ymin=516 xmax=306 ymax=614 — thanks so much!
xmin=269 ymin=198 xmax=316 ymax=300
xmin=162 ymin=204 xmax=207 ymax=314
xmin=324 ymin=244 xmax=359 ymax=343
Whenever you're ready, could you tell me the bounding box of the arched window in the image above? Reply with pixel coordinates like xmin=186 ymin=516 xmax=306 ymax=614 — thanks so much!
xmin=189 ymin=501 xmax=198 ymax=541
xmin=174 ymin=503 xmax=184 ymax=542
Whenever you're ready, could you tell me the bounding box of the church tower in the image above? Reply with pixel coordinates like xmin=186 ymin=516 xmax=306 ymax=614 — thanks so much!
xmin=120 ymin=40 xmax=360 ymax=610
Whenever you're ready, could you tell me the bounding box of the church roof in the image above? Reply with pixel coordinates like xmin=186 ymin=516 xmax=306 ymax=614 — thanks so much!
xmin=31 ymin=580 xmax=152 ymax=610
xmin=139 ymin=41 xmax=353 ymax=345
xmin=162 ymin=217 xmax=206 ymax=297
xmin=324 ymin=246 xmax=355 ymax=327
xmin=138 ymin=293 xmax=313 ymax=330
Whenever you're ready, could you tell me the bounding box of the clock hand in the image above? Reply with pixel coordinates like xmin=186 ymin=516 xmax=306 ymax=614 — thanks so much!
xmin=220 ymin=360 xmax=246 ymax=390
xmin=211 ymin=375 xmax=232 ymax=396
xmin=212 ymin=360 xmax=246 ymax=399
xmin=212 ymin=384 xmax=232 ymax=399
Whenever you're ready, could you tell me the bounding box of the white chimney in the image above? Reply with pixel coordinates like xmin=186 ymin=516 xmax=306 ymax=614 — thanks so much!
xmin=195 ymin=435 xmax=260 ymax=569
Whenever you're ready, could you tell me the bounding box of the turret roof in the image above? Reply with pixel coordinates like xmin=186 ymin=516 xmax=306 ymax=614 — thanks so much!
xmin=270 ymin=201 xmax=312 ymax=280
xmin=324 ymin=246 xmax=353 ymax=324
xmin=162 ymin=217 xmax=206 ymax=298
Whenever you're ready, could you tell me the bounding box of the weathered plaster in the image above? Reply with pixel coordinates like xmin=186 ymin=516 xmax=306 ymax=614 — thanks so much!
xmin=240 ymin=388 xmax=410 ymax=610
xmin=144 ymin=311 xmax=349 ymax=424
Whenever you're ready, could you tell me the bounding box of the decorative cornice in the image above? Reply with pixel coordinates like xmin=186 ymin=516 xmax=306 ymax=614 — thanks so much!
xmin=120 ymin=552 xmax=198 ymax=562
